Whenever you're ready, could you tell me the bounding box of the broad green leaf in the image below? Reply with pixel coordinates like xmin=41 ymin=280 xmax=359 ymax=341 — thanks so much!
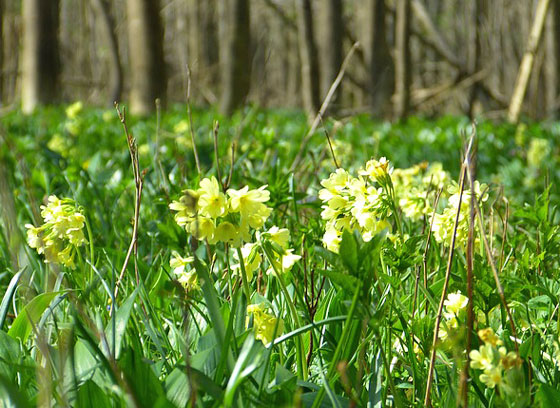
xmin=0 ymin=331 xmax=20 ymax=378
xmin=536 ymin=384 xmax=560 ymax=408
xmin=339 ymin=229 xmax=358 ymax=273
xmin=75 ymin=380 xmax=111 ymax=408
xmin=0 ymin=270 xmax=24 ymax=330
xmin=105 ymin=287 xmax=138 ymax=359
xmin=318 ymin=269 xmax=360 ymax=294
xmin=8 ymin=291 xmax=61 ymax=342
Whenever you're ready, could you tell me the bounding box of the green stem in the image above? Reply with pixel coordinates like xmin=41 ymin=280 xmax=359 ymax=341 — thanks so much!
xmin=236 ymin=247 xmax=252 ymax=303
xmin=312 ymin=282 xmax=362 ymax=408
xmin=261 ymin=245 xmax=308 ymax=380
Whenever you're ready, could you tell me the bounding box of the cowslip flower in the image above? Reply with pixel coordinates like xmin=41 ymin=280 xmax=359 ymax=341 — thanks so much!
xmin=169 ymin=252 xmax=198 ymax=292
xmin=232 ymin=242 xmax=261 ymax=281
xmin=247 ymin=303 xmax=283 ymax=345
xmin=443 ymin=291 xmax=468 ymax=315
xmin=479 ymin=366 xmax=503 ymax=388
xmin=198 ymin=176 xmax=228 ymax=218
xmin=25 ymin=195 xmax=87 ymax=269
xmin=170 ymin=178 xmax=272 ymax=247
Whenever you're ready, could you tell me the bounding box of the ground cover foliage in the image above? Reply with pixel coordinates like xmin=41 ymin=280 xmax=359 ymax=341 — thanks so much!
xmin=1 ymin=104 xmax=560 ymax=407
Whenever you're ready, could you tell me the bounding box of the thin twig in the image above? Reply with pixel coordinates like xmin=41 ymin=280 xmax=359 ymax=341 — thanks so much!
xmin=464 ymin=153 xmax=519 ymax=351
xmin=425 ymin=135 xmax=474 ymax=407
xmin=290 ymin=42 xmax=360 ymax=172
xmin=186 ymin=66 xmax=201 ymax=175
xmin=459 ymin=125 xmax=477 ymax=406
xmin=113 ymin=103 xmax=144 ymax=305
xmin=213 ymin=121 xmax=224 ymax=190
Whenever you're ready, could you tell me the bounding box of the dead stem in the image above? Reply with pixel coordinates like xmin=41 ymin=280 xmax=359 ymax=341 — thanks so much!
xmin=113 ymin=103 xmax=145 ymax=306
xmin=424 ymin=135 xmax=474 ymax=407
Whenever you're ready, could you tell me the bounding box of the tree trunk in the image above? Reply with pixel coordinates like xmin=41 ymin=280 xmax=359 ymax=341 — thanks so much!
xmin=126 ymin=0 xmax=166 ymax=115
xmin=394 ymin=0 xmax=411 ymax=119
xmin=92 ymin=0 xmax=122 ymax=106
xmin=545 ymin=0 xmax=560 ymax=116
xmin=468 ymin=0 xmax=485 ymax=117
xmin=0 ymin=0 xmax=3 ymax=105
xmin=319 ymin=0 xmax=343 ymax=109
xmin=508 ymin=0 xmax=551 ymax=123
xmin=297 ymin=0 xmax=321 ymax=116
xmin=219 ymin=0 xmax=251 ymax=115
xmin=21 ymin=0 xmax=61 ymax=113
xmin=365 ymin=0 xmax=394 ymax=116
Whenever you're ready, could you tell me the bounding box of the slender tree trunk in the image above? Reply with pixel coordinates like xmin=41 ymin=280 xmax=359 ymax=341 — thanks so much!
xmin=0 ymin=0 xmax=3 ymax=105
xmin=320 ymin=0 xmax=343 ymax=108
xmin=508 ymin=0 xmax=551 ymax=123
xmin=92 ymin=0 xmax=122 ymax=106
xmin=297 ymin=0 xmax=321 ymax=116
xmin=468 ymin=0 xmax=485 ymax=117
xmin=219 ymin=0 xmax=251 ymax=115
xmin=21 ymin=0 xmax=60 ymax=113
xmin=545 ymin=0 xmax=560 ymax=115
xmin=394 ymin=0 xmax=411 ymax=119
xmin=365 ymin=0 xmax=394 ymax=116
xmin=126 ymin=0 xmax=166 ymax=115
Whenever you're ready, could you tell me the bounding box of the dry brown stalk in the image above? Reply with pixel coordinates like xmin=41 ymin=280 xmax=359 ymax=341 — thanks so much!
xmin=290 ymin=42 xmax=360 ymax=172
xmin=113 ymin=103 xmax=145 ymax=304
xmin=424 ymin=135 xmax=474 ymax=407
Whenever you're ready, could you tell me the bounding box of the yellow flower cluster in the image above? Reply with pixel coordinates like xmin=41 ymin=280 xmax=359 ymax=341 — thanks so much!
xmin=65 ymin=101 xmax=83 ymax=136
xmin=392 ymin=162 xmax=450 ymax=220
xmin=231 ymin=226 xmax=301 ymax=281
xmin=438 ymin=291 xmax=468 ymax=340
xmin=25 ymin=195 xmax=87 ymax=269
xmin=169 ymin=176 xmax=272 ymax=247
xmin=169 ymin=252 xmax=199 ymax=292
xmin=319 ymin=159 xmax=392 ymax=253
xmin=470 ymin=328 xmax=523 ymax=389
xmin=247 ymin=303 xmax=283 ymax=345
xmin=430 ymin=181 xmax=488 ymax=248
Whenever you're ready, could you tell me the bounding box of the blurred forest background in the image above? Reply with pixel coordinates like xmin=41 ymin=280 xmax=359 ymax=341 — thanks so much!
xmin=1 ymin=0 xmax=559 ymax=121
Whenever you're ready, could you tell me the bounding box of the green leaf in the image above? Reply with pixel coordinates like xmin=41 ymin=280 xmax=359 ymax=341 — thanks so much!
xmin=8 ymin=291 xmax=61 ymax=342
xmin=318 ymin=269 xmax=360 ymax=294
xmin=75 ymin=380 xmax=111 ymax=408
xmin=120 ymin=347 xmax=164 ymax=408
xmin=165 ymin=368 xmax=189 ymax=408
xmin=0 ymin=270 xmax=24 ymax=330
xmin=536 ymin=384 xmax=560 ymax=408
xmin=339 ymin=230 xmax=358 ymax=273
xmin=0 ymin=331 xmax=21 ymax=379
xmin=105 ymin=287 xmax=138 ymax=359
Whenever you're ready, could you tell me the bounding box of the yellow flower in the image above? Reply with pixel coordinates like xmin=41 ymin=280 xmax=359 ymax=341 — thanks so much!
xmin=470 ymin=344 xmax=497 ymax=371
xmin=25 ymin=224 xmax=44 ymax=250
xmin=198 ymin=177 xmax=228 ymax=219
xmin=266 ymin=249 xmax=301 ymax=276
xmin=359 ymin=157 xmax=392 ymax=181
xmin=170 ymin=252 xmax=198 ymax=291
xmin=65 ymin=101 xmax=83 ymax=119
xmin=501 ymin=351 xmax=522 ymax=370
xmin=479 ymin=366 xmax=503 ymax=389
xmin=264 ymin=226 xmax=290 ymax=249
xmin=173 ymin=120 xmax=190 ymax=134
xmin=320 ymin=168 xmax=350 ymax=193
xmin=323 ymin=225 xmax=341 ymax=253
xmin=186 ymin=216 xmax=215 ymax=241
xmin=478 ymin=328 xmax=503 ymax=346
xmin=169 ymin=190 xmax=200 ymax=226
xmin=247 ymin=303 xmax=283 ymax=346
xmin=232 ymin=242 xmax=261 ymax=281
xmin=169 ymin=252 xmax=194 ymax=275
xmin=214 ymin=221 xmax=241 ymax=246
xmin=227 ymin=185 xmax=271 ymax=219
xmin=443 ymin=291 xmax=468 ymax=315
